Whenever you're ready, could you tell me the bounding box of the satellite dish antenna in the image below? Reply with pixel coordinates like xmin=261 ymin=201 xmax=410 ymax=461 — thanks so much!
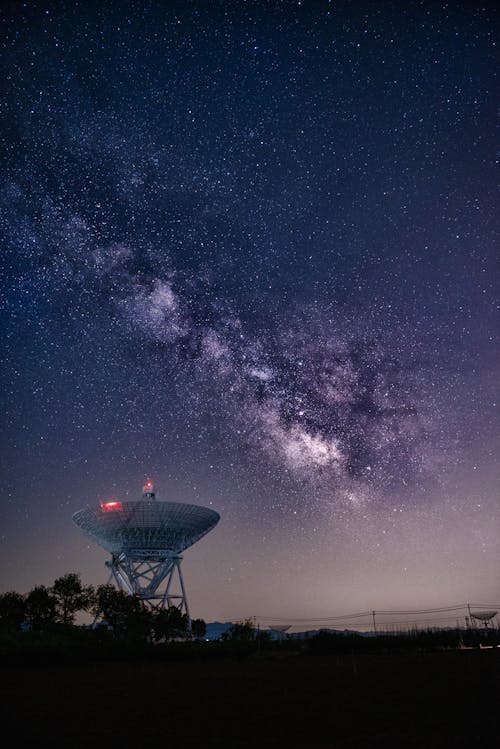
xmin=470 ymin=610 xmax=498 ymax=628
xmin=73 ymin=481 xmax=220 ymax=632
xmin=267 ymin=625 xmax=291 ymax=639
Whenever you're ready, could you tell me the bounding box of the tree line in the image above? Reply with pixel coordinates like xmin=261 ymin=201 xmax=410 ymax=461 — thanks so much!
xmin=0 ymin=573 xmax=206 ymax=641
xmin=2 ymin=574 xmax=498 ymax=662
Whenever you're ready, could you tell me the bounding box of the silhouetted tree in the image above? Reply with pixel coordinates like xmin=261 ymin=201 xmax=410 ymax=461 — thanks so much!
xmin=94 ymin=585 xmax=151 ymax=638
xmin=25 ymin=586 xmax=57 ymax=630
xmin=153 ymin=606 xmax=188 ymax=641
xmin=220 ymin=619 xmax=256 ymax=642
xmin=256 ymin=629 xmax=272 ymax=645
xmin=0 ymin=592 xmax=26 ymax=632
xmin=52 ymin=573 xmax=94 ymax=625
xmin=191 ymin=618 xmax=207 ymax=639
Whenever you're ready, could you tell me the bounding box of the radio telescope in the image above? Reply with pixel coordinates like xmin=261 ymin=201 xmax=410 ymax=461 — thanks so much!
xmin=470 ymin=610 xmax=498 ymax=629
xmin=73 ymin=481 xmax=219 ymax=624
xmin=268 ymin=625 xmax=291 ymax=640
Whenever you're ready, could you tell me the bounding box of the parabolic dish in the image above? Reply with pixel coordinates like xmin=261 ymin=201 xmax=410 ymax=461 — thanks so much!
xmin=72 ymin=501 xmax=220 ymax=556
xmin=470 ymin=610 xmax=497 ymax=621
xmin=268 ymin=625 xmax=291 ymax=632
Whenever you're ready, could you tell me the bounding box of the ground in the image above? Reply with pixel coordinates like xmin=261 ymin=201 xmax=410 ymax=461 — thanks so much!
xmin=2 ymin=650 xmax=498 ymax=747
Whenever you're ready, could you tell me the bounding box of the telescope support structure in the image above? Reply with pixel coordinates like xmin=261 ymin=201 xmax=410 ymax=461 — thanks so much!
xmin=105 ymin=551 xmax=191 ymax=627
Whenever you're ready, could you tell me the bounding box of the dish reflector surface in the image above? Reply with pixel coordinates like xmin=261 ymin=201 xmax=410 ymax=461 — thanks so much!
xmin=73 ymin=501 xmax=220 ymax=555
xmin=470 ymin=610 xmax=497 ymax=621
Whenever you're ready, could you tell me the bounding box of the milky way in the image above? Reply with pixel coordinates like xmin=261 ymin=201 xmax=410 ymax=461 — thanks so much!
xmin=1 ymin=1 xmax=498 ymax=617
xmin=4 ymin=174 xmax=447 ymax=509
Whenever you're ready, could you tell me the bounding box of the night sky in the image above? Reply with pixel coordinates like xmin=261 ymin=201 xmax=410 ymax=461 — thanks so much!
xmin=1 ymin=1 xmax=498 ymax=624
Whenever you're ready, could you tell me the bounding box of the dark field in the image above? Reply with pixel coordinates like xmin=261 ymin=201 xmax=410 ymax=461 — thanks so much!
xmin=3 ymin=650 xmax=498 ymax=748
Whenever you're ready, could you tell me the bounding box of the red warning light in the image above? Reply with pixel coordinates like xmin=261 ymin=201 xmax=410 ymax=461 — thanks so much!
xmin=100 ymin=500 xmax=122 ymax=512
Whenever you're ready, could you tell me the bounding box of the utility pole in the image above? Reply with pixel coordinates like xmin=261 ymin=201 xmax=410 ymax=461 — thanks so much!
xmin=372 ymin=610 xmax=377 ymax=634
xmin=467 ymin=603 xmax=473 ymax=629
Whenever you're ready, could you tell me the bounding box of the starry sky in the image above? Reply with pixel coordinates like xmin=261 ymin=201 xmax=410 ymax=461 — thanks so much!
xmin=1 ymin=0 xmax=498 ymax=624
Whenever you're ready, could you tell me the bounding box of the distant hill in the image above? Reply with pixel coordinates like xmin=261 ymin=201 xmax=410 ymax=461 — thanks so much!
xmin=204 ymin=622 xmax=372 ymax=640
xmin=288 ymin=628 xmax=374 ymax=638
xmin=205 ymin=622 xmax=234 ymax=640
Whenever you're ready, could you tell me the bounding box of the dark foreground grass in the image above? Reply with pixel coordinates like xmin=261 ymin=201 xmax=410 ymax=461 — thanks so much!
xmin=2 ymin=650 xmax=498 ymax=748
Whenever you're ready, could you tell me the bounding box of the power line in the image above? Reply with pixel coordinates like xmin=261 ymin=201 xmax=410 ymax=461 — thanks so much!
xmin=262 ymin=611 xmax=373 ymax=622
xmin=230 ymin=602 xmax=499 ymax=626
xmin=367 ymin=614 xmax=472 ymax=627
xmin=469 ymin=602 xmax=500 ymax=608
xmin=376 ymin=605 xmax=466 ymax=615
